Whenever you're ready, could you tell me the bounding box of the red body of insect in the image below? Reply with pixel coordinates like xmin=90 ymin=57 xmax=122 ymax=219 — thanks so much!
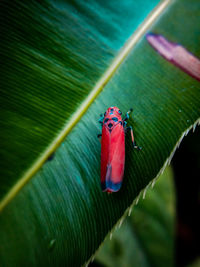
xmin=100 ymin=107 xmax=125 ymax=192
xmin=98 ymin=106 xmax=141 ymax=193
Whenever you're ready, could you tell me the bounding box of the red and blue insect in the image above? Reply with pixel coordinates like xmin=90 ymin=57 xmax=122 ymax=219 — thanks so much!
xmin=98 ymin=107 xmax=141 ymax=193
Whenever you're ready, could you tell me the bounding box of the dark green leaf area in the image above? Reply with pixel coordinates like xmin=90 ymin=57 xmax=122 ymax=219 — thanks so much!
xmin=0 ymin=0 xmax=159 ymax=198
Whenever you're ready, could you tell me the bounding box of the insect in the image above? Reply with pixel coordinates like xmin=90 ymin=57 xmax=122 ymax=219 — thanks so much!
xmin=98 ymin=106 xmax=141 ymax=193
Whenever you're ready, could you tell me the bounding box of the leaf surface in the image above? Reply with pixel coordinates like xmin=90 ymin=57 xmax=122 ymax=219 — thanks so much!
xmin=0 ymin=0 xmax=200 ymax=266
xmin=95 ymin=167 xmax=175 ymax=267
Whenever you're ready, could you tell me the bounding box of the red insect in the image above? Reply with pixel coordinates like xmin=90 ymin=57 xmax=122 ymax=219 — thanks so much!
xmin=98 ymin=107 xmax=141 ymax=193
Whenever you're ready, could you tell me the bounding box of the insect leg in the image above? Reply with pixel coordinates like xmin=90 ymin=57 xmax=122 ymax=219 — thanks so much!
xmin=126 ymin=126 xmax=142 ymax=150
xmin=98 ymin=114 xmax=104 ymax=125
xmin=97 ymin=133 xmax=102 ymax=144
xmin=123 ymin=108 xmax=133 ymax=122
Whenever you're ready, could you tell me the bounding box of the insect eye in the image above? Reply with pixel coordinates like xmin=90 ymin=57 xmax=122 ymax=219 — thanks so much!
xmin=118 ymin=110 xmax=122 ymax=115
xmin=112 ymin=117 xmax=118 ymax=122
xmin=110 ymin=108 xmax=114 ymax=112
xmin=104 ymin=118 xmax=109 ymax=123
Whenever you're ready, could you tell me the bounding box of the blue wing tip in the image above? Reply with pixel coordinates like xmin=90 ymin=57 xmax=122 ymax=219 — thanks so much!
xmin=101 ymin=181 xmax=122 ymax=193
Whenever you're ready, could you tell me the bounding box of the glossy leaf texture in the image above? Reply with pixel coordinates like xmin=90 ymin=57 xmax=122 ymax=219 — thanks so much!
xmin=0 ymin=0 xmax=200 ymax=266
xmin=94 ymin=167 xmax=175 ymax=267
xmin=0 ymin=0 xmax=159 ymax=199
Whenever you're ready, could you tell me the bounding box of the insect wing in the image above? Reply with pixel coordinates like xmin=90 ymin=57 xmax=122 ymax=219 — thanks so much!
xmin=100 ymin=124 xmax=110 ymax=189
xmin=101 ymin=123 xmax=125 ymax=192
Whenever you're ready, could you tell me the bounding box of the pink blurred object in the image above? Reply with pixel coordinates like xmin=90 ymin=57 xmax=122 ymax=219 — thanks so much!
xmin=146 ymin=33 xmax=200 ymax=82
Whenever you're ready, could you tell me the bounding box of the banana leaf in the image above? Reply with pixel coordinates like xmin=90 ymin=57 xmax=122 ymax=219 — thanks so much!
xmin=0 ymin=0 xmax=200 ymax=266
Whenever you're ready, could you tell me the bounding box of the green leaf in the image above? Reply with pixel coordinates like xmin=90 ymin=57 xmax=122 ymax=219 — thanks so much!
xmin=0 ymin=0 xmax=200 ymax=266
xmin=0 ymin=0 xmax=162 ymax=201
xmin=94 ymin=166 xmax=175 ymax=267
